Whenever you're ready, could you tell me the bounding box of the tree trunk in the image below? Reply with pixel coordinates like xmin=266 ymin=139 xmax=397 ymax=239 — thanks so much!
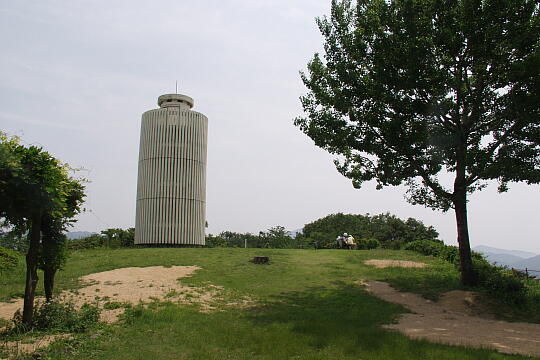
xmin=453 ymin=191 xmax=476 ymax=286
xmin=453 ymin=138 xmax=476 ymax=286
xmin=22 ymin=212 xmax=41 ymax=326
xmin=44 ymin=268 xmax=56 ymax=302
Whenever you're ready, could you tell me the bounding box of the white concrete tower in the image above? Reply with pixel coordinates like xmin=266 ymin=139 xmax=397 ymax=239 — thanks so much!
xmin=135 ymin=94 xmax=208 ymax=246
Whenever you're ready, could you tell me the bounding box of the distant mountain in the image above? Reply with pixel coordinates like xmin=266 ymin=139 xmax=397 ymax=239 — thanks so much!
xmin=473 ymin=245 xmax=540 ymax=278
xmin=66 ymin=231 xmax=97 ymax=240
xmin=473 ymin=245 xmax=537 ymax=259
xmin=512 ymin=255 xmax=540 ymax=272
xmin=481 ymin=252 xmax=527 ymax=267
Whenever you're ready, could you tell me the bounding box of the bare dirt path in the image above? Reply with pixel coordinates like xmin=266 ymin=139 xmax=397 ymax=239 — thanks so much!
xmin=365 ymin=280 xmax=540 ymax=358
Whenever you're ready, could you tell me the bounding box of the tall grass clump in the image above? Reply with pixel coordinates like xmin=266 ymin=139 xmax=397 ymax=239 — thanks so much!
xmin=5 ymin=300 xmax=100 ymax=334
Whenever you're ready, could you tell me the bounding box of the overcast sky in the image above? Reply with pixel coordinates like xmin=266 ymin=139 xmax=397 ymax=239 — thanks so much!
xmin=1 ymin=1 xmax=538 ymax=253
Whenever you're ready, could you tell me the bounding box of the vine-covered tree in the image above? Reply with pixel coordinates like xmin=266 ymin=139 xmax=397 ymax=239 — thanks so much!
xmin=0 ymin=133 xmax=85 ymax=325
xmin=295 ymin=0 xmax=539 ymax=284
xmin=39 ymin=214 xmax=69 ymax=302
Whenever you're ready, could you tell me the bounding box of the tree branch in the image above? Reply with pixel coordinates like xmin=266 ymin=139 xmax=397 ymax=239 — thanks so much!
xmin=465 ymin=118 xmax=528 ymax=185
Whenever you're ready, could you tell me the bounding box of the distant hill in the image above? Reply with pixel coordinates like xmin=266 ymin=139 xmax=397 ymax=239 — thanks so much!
xmin=473 ymin=245 xmax=537 ymax=259
xmin=473 ymin=245 xmax=540 ymax=278
xmin=481 ymin=252 xmax=526 ymax=267
xmin=512 ymin=255 xmax=540 ymax=272
xmin=66 ymin=231 xmax=97 ymax=240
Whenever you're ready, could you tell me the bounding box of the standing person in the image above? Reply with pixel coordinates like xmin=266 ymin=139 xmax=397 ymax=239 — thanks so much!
xmin=342 ymin=233 xmax=349 ymax=249
xmin=347 ymin=235 xmax=356 ymax=250
xmin=341 ymin=233 xmax=348 ymax=249
xmin=336 ymin=233 xmax=347 ymax=249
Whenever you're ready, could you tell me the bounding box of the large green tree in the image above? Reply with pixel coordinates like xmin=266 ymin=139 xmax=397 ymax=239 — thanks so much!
xmin=0 ymin=133 xmax=85 ymax=324
xmin=295 ymin=0 xmax=540 ymax=285
xmin=301 ymin=212 xmax=439 ymax=248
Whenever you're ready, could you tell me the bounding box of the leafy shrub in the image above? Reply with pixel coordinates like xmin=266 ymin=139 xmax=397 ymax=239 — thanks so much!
xmin=0 ymin=246 xmax=19 ymax=272
xmin=523 ymin=278 xmax=540 ymax=313
xmin=309 ymin=232 xmax=334 ymax=249
xmin=120 ymin=231 xmax=135 ymax=247
xmin=9 ymin=299 xmax=100 ymax=333
xmin=382 ymin=239 xmax=407 ymax=250
xmin=68 ymin=234 xmax=105 ymax=250
xmin=205 ymin=234 xmax=227 ymax=248
xmin=68 ymin=229 xmax=135 ymax=250
xmin=357 ymin=238 xmax=380 ymax=250
xmin=403 ymin=240 xmax=444 ymax=257
xmin=206 ymin=227 xmax=301 ymax=249
xmin=101 ymin=228 xmax=135 ymax=248
xmin=0 ymin=231 xmax=28 ymax=252
xmin=475 ymin=260 xmax=525 ymax=304
xmin=405 ymin=240 xmax=527 ymax=304
xmin=439 ymin=246 xmax=460 ymax=266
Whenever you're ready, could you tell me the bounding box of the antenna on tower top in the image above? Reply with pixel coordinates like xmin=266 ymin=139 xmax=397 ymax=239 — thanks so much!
xmin=175 ymin=81 xmax=178 ymax=94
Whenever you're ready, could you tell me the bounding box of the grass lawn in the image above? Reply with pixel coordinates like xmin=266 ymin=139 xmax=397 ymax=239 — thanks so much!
xmin=1 ymin=248 xmax=536 ymax=359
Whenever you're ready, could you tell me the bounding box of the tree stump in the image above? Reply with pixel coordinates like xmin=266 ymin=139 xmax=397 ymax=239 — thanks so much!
xmin=253 ymin=256 xmax=269 ymax=264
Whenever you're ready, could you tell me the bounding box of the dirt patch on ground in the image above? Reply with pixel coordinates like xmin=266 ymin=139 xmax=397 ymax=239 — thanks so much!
xmin=0 ymin=266 xmax=223 ymax=325
xmin=0 ymin=266 xmax=233 ymax=357
xmin=364 ymin=259 xmax=428 ymax=268
xmin=365 ymin=280 xmax=540 ymax=357
xmin=69 ymin=265 xmax=219 ymax=321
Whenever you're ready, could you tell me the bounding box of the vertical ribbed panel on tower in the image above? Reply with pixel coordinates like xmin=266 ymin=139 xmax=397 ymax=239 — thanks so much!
xmin=135 ymin=94 xmax=207 ymax=246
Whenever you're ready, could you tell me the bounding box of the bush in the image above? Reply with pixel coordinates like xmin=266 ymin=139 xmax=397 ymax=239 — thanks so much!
xmin=101 ymin=228 xmax=135 ymax=248
xmin=475 ymin=261 xmax=525 ymax=304
xmin=357 ymin=238 xmax=380 ymax=250
xmin=205 ymin=234 xmax=227 ymax=248
xmin=206 ymin=227 xmax=300 ymax=249
xmin=310 ymin=232 xmax=335 ymax=249
xmin=9 ymin=299 xmax=100 ymax=333
xmin=403 ymin=240 xmax=444 ymax=257
xmin=0 ymin=231 xmax=28 ymax=252
xmin=0 ymin=246 xmax=19 ymax=272
xmin=439 ymin=246 xmax=460 ymax=266
xmin=405 ymin=240 xmax=527 ymax=304
xmin=382 ymin=239 xmax=406 ymax=250
xmin=67 ymin=234 xmax=104 ymax=250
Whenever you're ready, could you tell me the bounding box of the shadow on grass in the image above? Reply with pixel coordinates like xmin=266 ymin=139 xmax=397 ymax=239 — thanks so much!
xmin=247 ymin=283 xmax=406 ymax=353
xmin=242 ymin=284 xmax=524 ymax=359
xmin=37 ymin=283 xmax=530 ymax=360
xmin=384 ymin=271 xmax=461 ymax=299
